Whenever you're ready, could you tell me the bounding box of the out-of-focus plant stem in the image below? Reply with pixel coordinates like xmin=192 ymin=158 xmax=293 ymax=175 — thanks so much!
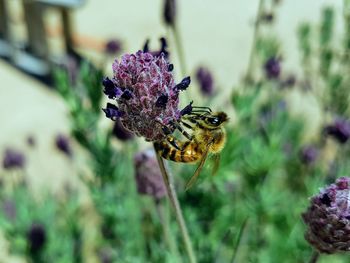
xmin=245 ymin=0 xmax=265 ymax=83
xmin=153 ymin=144 xmax=197 ymax=263
xmin=171 ymin=25 xmax=187 ymax=77
xmin=231 ymin=218 xmax=248 ymax=263
xmin=308 ymin=250 xmax=320 ymax=263
xmin=155 ymin=199 xmax=181 ymax=261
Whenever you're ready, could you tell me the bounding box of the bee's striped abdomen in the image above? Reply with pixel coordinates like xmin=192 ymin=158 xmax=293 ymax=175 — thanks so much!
xmin=155 ymin=140 xmax=201 ymax=163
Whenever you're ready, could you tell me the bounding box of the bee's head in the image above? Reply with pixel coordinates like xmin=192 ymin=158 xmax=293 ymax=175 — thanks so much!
xmin=203 ymin=112 xmax=228 ymax=128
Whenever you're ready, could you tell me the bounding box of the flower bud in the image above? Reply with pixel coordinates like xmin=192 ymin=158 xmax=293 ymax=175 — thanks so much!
xmin=134 ymin=149 xmax=166 ymax=200
xmin=2 ymin=148 xmax=25 ymax=170
xmin=195 ymin=67 xmax=214 ymax=96
xmin=264 ymin=57 xmax=281 ymax=79
xmin=163 ymin=0 xmax=176 ymax=27
xmin=27 ymin=223 xmax=47 ymax=254
xmin=302 ymin=177 xmax=350 ymax=253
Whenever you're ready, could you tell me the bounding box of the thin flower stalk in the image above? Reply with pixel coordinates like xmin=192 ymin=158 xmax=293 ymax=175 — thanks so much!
xmin=153 ymin=144 xmax=197 ymax=263
xmin=309 ymin=251 xmax=320 ymax=263
xmin=245 ymin=0 xmax=265 ymax=82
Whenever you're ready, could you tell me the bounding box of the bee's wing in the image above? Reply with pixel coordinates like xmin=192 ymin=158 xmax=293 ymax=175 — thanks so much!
xmin=185 ymin=142 xmax=212 ymax=191
xmin=211 ymin=153 xmax=221 ymax=176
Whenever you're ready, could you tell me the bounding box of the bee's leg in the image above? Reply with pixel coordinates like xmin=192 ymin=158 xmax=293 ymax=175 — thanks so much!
xmin=160 ymin=125 xmax=181 ymax=150
xmin=173 ymin=121 xmax=193 ymax=141
xmin=180 ymin=119 xmax=197 ymax=131
xmin=191 ymin=106 xmax=212 ymax=113
xmin=166 ymin=135 xmax=183 ymax=150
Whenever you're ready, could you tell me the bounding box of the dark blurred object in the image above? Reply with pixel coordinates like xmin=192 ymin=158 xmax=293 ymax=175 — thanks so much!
xmin=264 ymin=57 xmax=281 ymax=79
xmin=260 ymin=12 xmax=274 ymax=23
xmin=163 ymin=0 xmax=176 ymax=27
xmin=195 ymin=67 xmax=214 ymax=96
xmin=2 ymin=148 xmax=26 ymax=169
xmin=27 ymin=223 xmax=47 ymax=254
xmin=299 ymin=145 xmax=318 ymax=165
xmin=55 ymin=134 xmax=72 ymax=156
xmin=134 ymin=149 xmax=166 ymax=200
xmin=0 ymin=0 xmax=11 ymax=59
xmin=98 ymin=247 xmax=113 ymax=263
xmin=105 ymin=39 xmax=122 ymax=55
xmin=143 ymin=37 xmax=169 ymax=58
xmin=324 ymin=119 xmax=350 ymax=144
xmin=27 ymin=135 xmax=36 ymax=147
xmin=112 ymin=119 xmax=134 ymax=141
xmin=279 ymin=75 xmax=296 ymax=88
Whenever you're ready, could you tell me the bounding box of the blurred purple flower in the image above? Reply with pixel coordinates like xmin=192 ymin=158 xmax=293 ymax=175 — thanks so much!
xmin=2 ymin=199 xmax=16 ymax=220
xmin=163 ymin=0 xmax=176 ymax=27
xmin=195 ymin=67 xmax=214 ymax=96
xmin=105 ymin=39 xmax=122 ymax=55
xmin=55 ymin=134 xmax=72 ymax=156
xmin=324 ymin=118 xmax=350 ymax=144
xmin=299 ymin=145 xmax=318 ymax=165
xmin=134 ymin=149 xmax=166 ymax=200
xmin=112 ymin=118 xmax=134 ymax=141
xmin=302 ymin=177 xmax=350 ymax=253
xmin=2 ymin=148 xmax=25 ymax=170
xmin=63 ymin=55 xmax=79 ymax=85
xmin=264 ymin=57 xmax=281 ymax=79
xmin=27 ymin=223 xmax=47 ymax=254
xmin=102 ymin=50 xmax=189 ymax=141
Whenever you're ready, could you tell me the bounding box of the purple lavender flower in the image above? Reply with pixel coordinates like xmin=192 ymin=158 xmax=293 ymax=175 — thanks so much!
xmin=195 ymin=67 xmax=214 ymax=96
xmin=324 ymin=119 xmax=350 ymax=144
xmin=102 ymin=50 xmax=189 ymax=141
xmin=105 ymin=39 xmax=122 ymax=55
xmin=302 ymin=177 xmax=350 ymax=253
xmin=163 ymin=0 xmax=176 ymax=27
xmin=2 ymin=148 xmax=25 ymax=170
xmin=300 ymin=145 xmax=318 ymax=165
xmin=112 ymin=118 xmax=134 ymax=141
xmin=55 ymin=134 xmax=72 ymax=156
xmin=27 ymin=223 xmax=47 ymax=254
xmin=134 ymin=149 xmax=166 ymax=200
xmin=264 ymin=57 xmax=281 ymax=79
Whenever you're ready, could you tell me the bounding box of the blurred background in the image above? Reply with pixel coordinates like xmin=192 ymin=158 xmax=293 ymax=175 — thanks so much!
xmin=0 ymin=0 xmax=349 ymax=262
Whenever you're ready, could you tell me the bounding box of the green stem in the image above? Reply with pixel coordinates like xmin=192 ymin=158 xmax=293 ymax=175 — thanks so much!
xmin=245 ymin=0 xmax=265 ymax=83
xmin=153 ymin=144 xmax=197 ymax=263
xmin=171 ymin=25 xmax=187 ymax=77
xmin=231 ymin=218 xmax=249 ymax=263
xmin=155 ymin=199 xmax=181 ymax=261
xmin=308 ymin=250 xmax=320 ymax=263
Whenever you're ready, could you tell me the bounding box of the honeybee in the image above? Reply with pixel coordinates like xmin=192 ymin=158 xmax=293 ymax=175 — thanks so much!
xmin=154 ymin=106 xmax=228 ymax=190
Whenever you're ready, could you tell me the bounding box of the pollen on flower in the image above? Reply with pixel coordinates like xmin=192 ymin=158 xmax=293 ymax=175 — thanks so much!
xmin=102 ymin=50 xmax=189 ymax=141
